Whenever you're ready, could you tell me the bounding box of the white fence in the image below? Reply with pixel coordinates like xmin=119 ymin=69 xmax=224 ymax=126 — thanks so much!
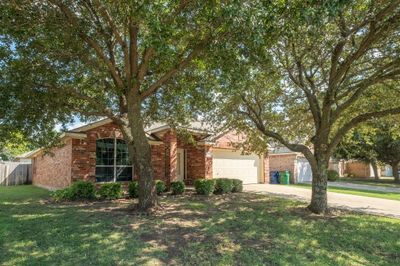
xmin=0 ymin=162 xmax=32 ymax=186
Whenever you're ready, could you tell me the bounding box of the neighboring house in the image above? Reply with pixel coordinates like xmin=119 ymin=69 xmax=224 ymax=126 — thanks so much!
xmin=14 ymin=151 xmax=34 ymax=163
xmin=269 ymin=145 xmax=345 ymax=183
xmin=383 ymin=165 xmax=393 ymax=177
xmin=24 ymin=119 xmax=270 ymax=190
xmin=344 ymin=161 xmax=375 ymax=178
xmin=269 ymin=146 xmax=308 ymax=183
xmin=344 ymin=161 xmax=396 ymax=178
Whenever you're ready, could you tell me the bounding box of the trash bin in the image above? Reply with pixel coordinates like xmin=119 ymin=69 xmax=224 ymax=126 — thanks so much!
xmin=270 ymin=171 xmax=280 ymax=184
xmin=280 ymin=171 xmax=290 ymax=184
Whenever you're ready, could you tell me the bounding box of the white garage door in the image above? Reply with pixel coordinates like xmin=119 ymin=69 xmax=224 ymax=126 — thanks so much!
xmin=212 ymin=150 xmax=260 ymax=184
xmin=297 ymin=158 xmax=312 ymax=183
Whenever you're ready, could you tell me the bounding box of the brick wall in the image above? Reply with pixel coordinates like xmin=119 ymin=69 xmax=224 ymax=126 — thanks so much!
xmin=71 ymin=123 xmax=166 ymax=183
xmin=32 ymin=139 xmax=72 ymax=190
xmin=269 ymin=153 xmax=298 ymax=183
xmin=175 ymin=134 xmax=211 ymax=185
xmin=213 ymin=130 xmax=247 ymax=149
xmin=344 ymin=161 xmax=372 ymax=178
xmin=163 ymin=131 xmax=177 ymax=184
xmin=263 ymin=154 xmax=270 ymax=183
xmin=32 ymin=122 xmax=264 ymax=188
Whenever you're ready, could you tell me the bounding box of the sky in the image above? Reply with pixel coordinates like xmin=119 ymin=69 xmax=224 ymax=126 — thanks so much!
xmin=55 ymin=118 xmax=86 ymax=132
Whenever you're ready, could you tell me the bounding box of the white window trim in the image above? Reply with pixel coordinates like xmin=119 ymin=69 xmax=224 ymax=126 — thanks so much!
xmin=96 ymin=136 xmax=133 ymax=182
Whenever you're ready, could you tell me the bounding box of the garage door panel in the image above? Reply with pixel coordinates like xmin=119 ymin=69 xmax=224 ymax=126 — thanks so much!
xmin=297 ymin=158 xmax=312 ymax=183
xmin=213 ymin=150 xmax=260 ymax=184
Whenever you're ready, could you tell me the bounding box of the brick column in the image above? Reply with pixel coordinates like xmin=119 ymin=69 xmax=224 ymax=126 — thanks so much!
xmin=205 ymin=145 xmax=213 ymax=179
xmin=263 ymin=154 xmax=270 ymax=183
xmin=164 ymin=131 xmax=177 ymax=184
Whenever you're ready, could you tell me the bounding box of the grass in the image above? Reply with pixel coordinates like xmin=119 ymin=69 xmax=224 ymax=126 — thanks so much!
xmin=294 ymin=183 xmax=400 ymax=201
xmin=338 ymin=177 xmax=400 ymax=188
xmin=0 ymin=185 xmax=399 ymax=265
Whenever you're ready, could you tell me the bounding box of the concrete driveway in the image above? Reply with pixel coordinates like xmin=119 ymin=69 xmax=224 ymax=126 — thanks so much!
xmin=244 ymin=184 xmax=400 ymax=218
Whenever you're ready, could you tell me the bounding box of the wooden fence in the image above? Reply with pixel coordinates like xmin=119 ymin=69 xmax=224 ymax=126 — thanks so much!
xmin=0 ymin=162 xmax=32 ymax=186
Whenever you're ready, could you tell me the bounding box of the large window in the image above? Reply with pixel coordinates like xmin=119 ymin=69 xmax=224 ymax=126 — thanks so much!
xmin=96 ymin=138 xmax=133 ymax=182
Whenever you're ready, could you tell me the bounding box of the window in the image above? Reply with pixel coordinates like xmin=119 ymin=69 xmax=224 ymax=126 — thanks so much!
xmin=95 ymin=138 xmax=133 ymax=182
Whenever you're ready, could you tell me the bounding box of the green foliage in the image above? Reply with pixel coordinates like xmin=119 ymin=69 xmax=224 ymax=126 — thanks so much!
xmin=69 ymin=181 xmax=96 ymax=200
xmin=97 ymin=183 xmax=122 ymax=200
xmin=334 ymin=126 xmax=378 ymax=163
xmin=0 ymin=132 xmax=34 ymax=161
xmin=373 ymin=122 xmax=400 ymax=166
xmin=194 ymin=179 xmax=215 ymax=196
xmin=51 ymin=188 xmax=75 ymax=202
xmin=327 ymin=170 xmax=339 ymax=182
xmin=170 ymin=181 xmax=185 ymax=195
xmin=214 ymin=178 xmax=234 ymax=195
xmin=336 ymin=119 xmax=400 ymax=181
xmin=231 ymin=179 xmax=243 ymax=193
xmin=51 ymin=181 xmax=95 ymax=201
xmin=0 ymin=0 xmax=251 ymax=149
xmin=128 ymin=181 xmax=139 ymax=198
xmin=155 ymin=180 xmax=166 ymax=195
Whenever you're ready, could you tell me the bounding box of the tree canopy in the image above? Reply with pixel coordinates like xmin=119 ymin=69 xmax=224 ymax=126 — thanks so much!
xmin=0 ymin=0 xmax=279 ymax=211
xmin=213 ymin=0 xmax=400 ymax=213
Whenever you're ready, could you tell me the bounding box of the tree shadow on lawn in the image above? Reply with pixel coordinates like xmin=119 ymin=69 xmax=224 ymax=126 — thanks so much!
xmin=1 ymin=192 xmax=400 ymax=265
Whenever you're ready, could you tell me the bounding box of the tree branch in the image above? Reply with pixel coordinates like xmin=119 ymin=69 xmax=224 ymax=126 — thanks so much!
xmin=139 ymin=40 xmax=207 ymax=100
xmin=135 ymin=47 xmax=155 ymax=92
xmin=332 ymin=63 xmax=400 ymax=122
xmin=329 ymin=107 xmax=400 ymax=153
xmin=40 ymin=82 xmax=117 ymax=119
xmin=129 ymin=22 xmax=139 ymax=77
xmin=238 ymin=96 xmax=316 ymax=164
xmin=48 ymin=0 xmax=125 ymax=89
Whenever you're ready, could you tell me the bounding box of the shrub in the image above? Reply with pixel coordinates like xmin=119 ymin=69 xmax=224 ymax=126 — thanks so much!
xmin=214 ymin=178 xmax=234 ymax=194
xmin=155 ymin=180 xmax=166 ymax=195
xmin=231 ymin=179 xmax=243 ymax=193
xmin=171 ymin=181 xmax=185 ymax=195
xmin=128 ymin=181 xmax=139 ymax=198
xmin=51 ymin=181 xmax=95 ymax=202
xmin=327 ymin=170 xmax=339 ymax=181
xmin=194 ymin=179 xmax=215 ymax=196
xmin=71 ymin=181 xmax=96 ymax=200
xmin=97 ymin=183 xmax=122 ymax=200
xmin=51 ymin=188 xmax=74 ymax=202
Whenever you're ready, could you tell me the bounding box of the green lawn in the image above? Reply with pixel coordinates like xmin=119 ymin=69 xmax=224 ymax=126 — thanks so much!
xmin=1 ymin=186 xmax=399 ymax=265
xmin=294 ymin=183 xmax=400 ymax=201
xmin=338 ymin=177 xmax=400 ymax=188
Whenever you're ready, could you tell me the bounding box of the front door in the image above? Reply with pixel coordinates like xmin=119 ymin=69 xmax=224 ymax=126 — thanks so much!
xmin=176 ymin=149 xmax=185 ymax=181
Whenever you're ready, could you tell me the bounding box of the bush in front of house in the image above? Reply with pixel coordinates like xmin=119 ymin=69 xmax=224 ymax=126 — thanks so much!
xmin=155 ymin=180 xmax=166 ymax=195
xmin=231 ymin=179 xmax=243 ymax=193
xmin=128 ymin=181 xmax=139 ymax=198
xmin=52 ymin=181 xmax=95 ymax=202
xmin=194 ymin=179 xmax=215 ymax=196
xmin=97 ymin=183 xmax=122 ymax=200
xmin=71 ymin=181 xmax=96 ymax=199
xmin=327 ymin=170 xmax=339 ymax=181
xmin=52 ymin=188 xmax=75 ymax=202
xmin=214 ymin=178 xmax=234 ymax=194
xmin=170 ymin=181 xmax=185 ymax=195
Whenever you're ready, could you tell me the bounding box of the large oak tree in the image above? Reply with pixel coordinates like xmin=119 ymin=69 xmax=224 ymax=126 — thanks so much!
xmin=0 ymin=0 xmax=244 ymax=211
xmin=216 ymin=0 xmax=400 ymax=213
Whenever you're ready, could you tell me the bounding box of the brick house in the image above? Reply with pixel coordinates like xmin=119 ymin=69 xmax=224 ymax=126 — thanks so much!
xmin=269 ymin=145 xmax=345 ymax=183
xmin=344 ymin=161 xmax=374 ymax=178
xmin=27 ymin=119 xmax=270 ymax=190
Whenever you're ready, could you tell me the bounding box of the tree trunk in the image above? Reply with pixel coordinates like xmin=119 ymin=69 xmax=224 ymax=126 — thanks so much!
xmin=308 ymin=154 xmax=329 ymax=214
xmin=371 ymin=160 xmax=380 ymax=180
xmin=123 ymin=101 xmax=157 ymax=212
xmin=392 ymin=162 xmax=400 ymax=183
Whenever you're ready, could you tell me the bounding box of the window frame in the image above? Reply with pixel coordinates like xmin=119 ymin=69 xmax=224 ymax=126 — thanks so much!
xmin=95 ymin=137 xmax=133 ymax=182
